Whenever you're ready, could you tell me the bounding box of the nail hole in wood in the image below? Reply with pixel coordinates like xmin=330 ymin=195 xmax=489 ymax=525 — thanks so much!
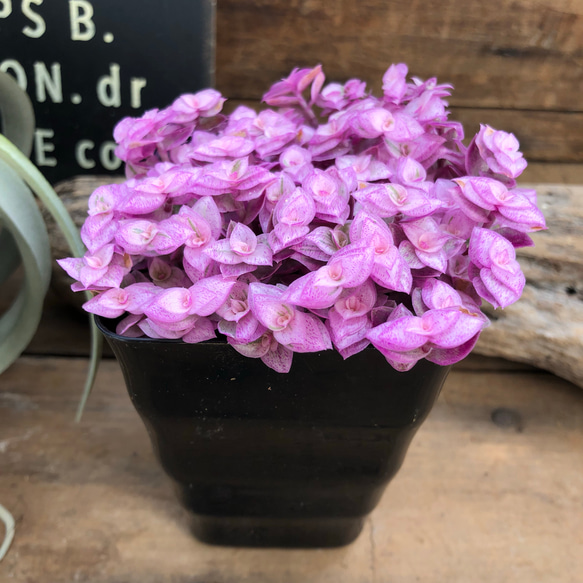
xmin=491 ymin=408 xmax=523 ymax=432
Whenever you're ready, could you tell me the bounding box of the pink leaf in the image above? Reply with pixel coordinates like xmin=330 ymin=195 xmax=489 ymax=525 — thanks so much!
xmin=116 ymin=314 xmax=144 ymax=338
xmin=182 ymin=318 xmax=217 ymax=343
xmin=283 ymin=271 xmax=343 ymax=309
xmin=274 ymin=310 xmax=332 ymax=352
xmin=367 ymin=316 xmax=428 ymax=351
xmin=228 ymin=333 xmax=272 ymax=358
xmin=338 ymin=338 xmax=371 ymax=359
xmin=204 ymin=239 xmax=242 ymax=265
xmin=334 ymin=280 xmax=377 ymax=320
xmin=83 ymin=288 xmax=130 ymax=318
xmin=261 ymin=342 xmax=293 ymax=373
xmin=426 ymin=332 xmax=481 ymax=365
xmin=189 ymin=276 xmax=237 ymax=316
xmin=144 ymin=288 xmax=194 ymax=323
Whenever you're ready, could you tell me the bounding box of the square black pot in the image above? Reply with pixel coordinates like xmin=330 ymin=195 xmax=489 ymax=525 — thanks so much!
xmin=96 ymin=316 xmax=450 ymax=548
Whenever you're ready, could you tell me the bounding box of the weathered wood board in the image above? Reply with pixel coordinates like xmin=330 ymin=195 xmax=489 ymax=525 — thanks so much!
xmin=0 ymin=355 xmax=581 ymax=582
xmin=449 ymin=108 xmax=583 ymax=164
xmin=216 ymin=0 xmax=583 ymax=111
xmin=215 ymin=0 xmax=583 ymax=162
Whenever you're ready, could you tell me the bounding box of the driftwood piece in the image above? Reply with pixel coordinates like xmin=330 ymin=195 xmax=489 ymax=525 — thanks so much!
xmin=474 ymin=184 xmax=583 ymax=388
xmin=44 ymin=177 xmax=583 ymax=388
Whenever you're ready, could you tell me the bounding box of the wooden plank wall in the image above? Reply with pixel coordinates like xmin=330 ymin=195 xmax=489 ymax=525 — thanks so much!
xmin=215 ymin=0 xmax=583 ymax=163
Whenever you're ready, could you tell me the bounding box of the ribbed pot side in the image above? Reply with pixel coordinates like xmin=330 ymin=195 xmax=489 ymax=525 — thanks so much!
xmin=97 ymin=316 xmax=451 ymax=548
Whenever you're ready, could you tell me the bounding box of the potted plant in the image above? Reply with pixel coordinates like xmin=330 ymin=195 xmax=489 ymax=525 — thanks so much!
xmin=58 ymin=63 xmax=545 ymax=547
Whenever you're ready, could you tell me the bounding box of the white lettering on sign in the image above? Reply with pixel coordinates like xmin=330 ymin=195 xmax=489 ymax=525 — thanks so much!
xmin=0 ymin=0 xmax=12 ymax=18
xmin=22 ymin=0 xmax=46 ymax=39
xmin=0 ymin=1 xmax=160 ymax=173
xmin=34 ymin=128 xmax=57 ymax=166
xmin=34 ymin=62 xmax=63 ymax=103
xmin=130 ymin=77 xmax=147 ymax=109
xmin=75 ymin=140 xmax=96 ymax=169
xmin=99 ymin=141 xmax=121 ymax=170
xmin=69 ymin=0 xmax=95 ymax=41
xmin=97 ymin=63 xmax=121 ymax=107
xmin=0 ymin=59 xmax=27 ymax=90
xmin=75 ymin=139 xmax=122 ymax=170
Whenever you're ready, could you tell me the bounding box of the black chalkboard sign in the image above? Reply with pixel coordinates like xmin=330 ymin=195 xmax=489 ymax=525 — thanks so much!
xmin=0 ymin=0 xmax=215 ymax=183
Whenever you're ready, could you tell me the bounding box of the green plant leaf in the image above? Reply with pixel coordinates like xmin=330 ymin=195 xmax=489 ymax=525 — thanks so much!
xmin=0 ymin=70 xmax=35 ymax=157
xmin=0 ymin=503 xmax=15 ymax=563
xmin=0 ymin=134 xmax=102 ymax=421
xmin=0 ymin=70 xmax=35 ymax=287
xmin=0 ymin=159 xmax=51 ymax=373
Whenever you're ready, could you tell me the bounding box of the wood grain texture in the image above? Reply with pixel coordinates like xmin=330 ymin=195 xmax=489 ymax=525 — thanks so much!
xmin=0 ymin=356 xmax=581 ymax=582
xmin=521 ymin=162 xmax=583 ymax=184
xmin=215 ymin=0 xmax=583 ymax=111
xmin=215 ymin=1 xmax=583 ymax=163
xmin=450 ymin=108 xmax=583 ymax=163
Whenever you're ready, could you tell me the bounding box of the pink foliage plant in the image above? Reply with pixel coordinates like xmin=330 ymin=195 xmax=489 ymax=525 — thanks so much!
xmin=59 ymin=64 xmax=546 ymax=372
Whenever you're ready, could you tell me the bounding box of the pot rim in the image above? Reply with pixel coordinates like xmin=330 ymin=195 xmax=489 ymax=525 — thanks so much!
xmin=94 ymin=315 xmax=227 ymax=346
xmin=94 ymin=316 xmax=452 ymax=372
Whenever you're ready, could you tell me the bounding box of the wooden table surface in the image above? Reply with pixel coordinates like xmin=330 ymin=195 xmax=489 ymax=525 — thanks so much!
xmin=1 ymin=288 xmax=582 ymax=583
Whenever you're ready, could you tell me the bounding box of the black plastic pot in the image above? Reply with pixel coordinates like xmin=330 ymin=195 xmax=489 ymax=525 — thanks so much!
xmin=96 ymin=316 xmax=450 ymax=548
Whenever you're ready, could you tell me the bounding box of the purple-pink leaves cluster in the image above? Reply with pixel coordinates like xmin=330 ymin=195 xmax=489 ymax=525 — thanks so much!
xmin=59 ymin=64 xmax=546 ymax=373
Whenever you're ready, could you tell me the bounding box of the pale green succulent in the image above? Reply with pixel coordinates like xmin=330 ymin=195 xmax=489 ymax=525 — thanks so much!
xmin=0 ymin=70 xmax=101 ymax=422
